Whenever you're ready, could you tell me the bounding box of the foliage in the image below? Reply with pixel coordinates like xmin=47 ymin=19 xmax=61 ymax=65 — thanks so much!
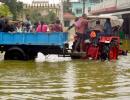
xmin=3 ymin=0 xmax=23 ymax=19
xmin=16 ymin=1 xmax=24 ymax=20
xmin=3 ymin=0 xmax=17 ymax=19
xmin=16 ymin=2 xmax=23 ymax=14
xmin=24 ymin=9 xmax=57 ymax=24
xmin=0 ymin=4 xmax=12 ymax=17
xmin=47 ymin=11 xmax=57 ymax=23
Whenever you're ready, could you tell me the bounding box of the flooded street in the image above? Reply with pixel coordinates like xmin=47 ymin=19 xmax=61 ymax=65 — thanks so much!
xmin=0 ymin=0 xmax=130 ymax=99
xmin=0 ymin=54 xmax=130 ymax=100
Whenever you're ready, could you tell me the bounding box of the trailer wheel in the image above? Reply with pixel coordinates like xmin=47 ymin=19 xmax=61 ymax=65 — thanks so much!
xmin=4 ymin=47 xmax=27 ymax=60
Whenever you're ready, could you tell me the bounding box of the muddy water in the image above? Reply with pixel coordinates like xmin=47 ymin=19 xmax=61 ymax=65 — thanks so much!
xmin=0 ymin=54 xmax=129 ymax=100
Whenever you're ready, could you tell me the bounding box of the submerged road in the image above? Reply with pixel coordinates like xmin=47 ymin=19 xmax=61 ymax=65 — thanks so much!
xmin=0 ymin=54 xmax=129 ymax=99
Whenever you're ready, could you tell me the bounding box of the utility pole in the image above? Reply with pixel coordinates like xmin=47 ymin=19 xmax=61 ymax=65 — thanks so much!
xmin=102 ymin=0 xmax=104 ymax=9
xmin=60 ymin=0 xmax=64 ymax=26
xmin=115 ymin=0 xmax=117 ymax=8
xmin=83 ymin=0 xmax=85 ymax=14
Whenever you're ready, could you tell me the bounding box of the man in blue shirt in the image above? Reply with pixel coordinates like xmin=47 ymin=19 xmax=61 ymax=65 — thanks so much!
xmin=104 ymin=18 xmax=112 ymax=34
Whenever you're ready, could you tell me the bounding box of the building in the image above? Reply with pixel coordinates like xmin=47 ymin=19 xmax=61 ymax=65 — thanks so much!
xmin=63 ymin=12 xmax=75 ymax=41
xmin=24 ymin=0 xmax=60 ymax=18
xmin=89 ymin=0 xmax=130 ymax=38
xmin=31 ymin=0 xmax=49 ymax=6
xmin=71 ymin=0 xmax=89 ymax=17
xmin=90 ymin=0 xmax=130 ymax=14
xmin=70 ymin=0 xmax=101 ymax=17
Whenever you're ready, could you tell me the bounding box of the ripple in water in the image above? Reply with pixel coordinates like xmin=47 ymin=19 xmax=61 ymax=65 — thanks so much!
xmin=0 ymin=54 xmax=129 ymax=99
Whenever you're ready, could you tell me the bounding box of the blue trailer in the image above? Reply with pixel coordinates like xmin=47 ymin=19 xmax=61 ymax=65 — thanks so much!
xmin=0 ymin=32 xmax=68 ymax=60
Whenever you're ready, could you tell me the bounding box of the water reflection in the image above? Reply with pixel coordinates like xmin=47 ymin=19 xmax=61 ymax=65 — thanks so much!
xmin=71 ymin=61 xmax=118 ymax=99
xmin=63 ymin=62 xmax=76 ymax=100
xmin=114 ymin=54 xmax=130 ymax=99
xmin=0 ymin=55 xmax=129 ymax=99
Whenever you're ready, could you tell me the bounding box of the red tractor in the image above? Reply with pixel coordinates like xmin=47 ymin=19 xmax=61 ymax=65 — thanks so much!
xmin=70 ymin=15 xmax=128 ymax=60
xmin=71 ymin=32 xmax=127 ymax=61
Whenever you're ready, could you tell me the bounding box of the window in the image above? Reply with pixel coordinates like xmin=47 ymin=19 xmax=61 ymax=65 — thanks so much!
xmin=88 ymin=7 xmax=91 ymax=12
xmin=64 ymin=20 xmax=70 ymax=27
xmin=76 ymin=9 xmax=82 ymax=14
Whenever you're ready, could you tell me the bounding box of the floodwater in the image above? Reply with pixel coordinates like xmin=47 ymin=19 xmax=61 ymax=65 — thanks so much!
xmin=0 ymin=54 xmax=130 ymax=100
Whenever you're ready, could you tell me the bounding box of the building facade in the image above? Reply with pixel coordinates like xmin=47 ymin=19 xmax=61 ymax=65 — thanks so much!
xmin=89 ymin=0 xmax=130 ymax=38
xmin=71 ymin=1 xmax=83 ymax=17
xmin=71 ymin=0 xmax=101 ymax=17
xmin=24 ymin=0 xmax=61 ymax=18
xmin=71 ymin=1 xmax=88 ymax=17
xmin=90 ymin=0 xmax=130 ymax=14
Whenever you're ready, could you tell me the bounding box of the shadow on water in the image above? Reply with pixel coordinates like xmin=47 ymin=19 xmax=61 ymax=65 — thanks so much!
xmin=0 ymin=54 xmax=129 ymax=99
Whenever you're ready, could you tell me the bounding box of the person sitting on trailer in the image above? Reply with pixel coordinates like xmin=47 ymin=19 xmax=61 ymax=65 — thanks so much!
xmin=48 ymin=22 xmax=55 ymax=32
xmin=36 ymin=21 xmax=42 ymax=32
xmin=42 ymin=22 xmax=48 ymax=32
xmin=24 ymin=15 xmax=31 ymax=32
xmin=3 ymin=19 xmax=16 ymax=32
xmin=16 ymin=22 xmax=23 ymax=32
xmin=54 ymin=20 xmax=63 ymax=32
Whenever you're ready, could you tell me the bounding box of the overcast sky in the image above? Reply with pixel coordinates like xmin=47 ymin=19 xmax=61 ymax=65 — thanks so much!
xmin=18 ymin=0 xmax=78 ymax=4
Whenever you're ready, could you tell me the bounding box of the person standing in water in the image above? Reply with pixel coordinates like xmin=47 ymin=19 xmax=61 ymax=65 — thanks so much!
xmin=74 ymin=14 xmax=88 ymax=52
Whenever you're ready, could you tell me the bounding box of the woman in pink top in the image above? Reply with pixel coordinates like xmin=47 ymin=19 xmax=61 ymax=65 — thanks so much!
xmin=36 ymin=21 xmax=42 ymax=32
xmin=42 ymin=22 xmax=48 ymax=32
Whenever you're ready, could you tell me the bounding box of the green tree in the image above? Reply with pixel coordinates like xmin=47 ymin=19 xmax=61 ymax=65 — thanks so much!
xmin=47 ymin=11 xmax=57 ymax=23
xmin=3 ymin=0 xmax=17 ymax=19
xmin=3 ymin=0 xmax=23 ymax=19
xmin=24 ymin=9 xmax=57 ymax=24
xmin=0 ymin=4 xmax=12 ymax=16
xmin=16 ymin=2 xmax=23 ymax=13
xmin=16 ymin=1 xmax=24 ymax=19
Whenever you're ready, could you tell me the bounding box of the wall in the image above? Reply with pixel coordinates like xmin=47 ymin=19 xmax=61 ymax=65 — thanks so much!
xmin=71 ymin=2 xmax=88 ymax=17
xmin=23 ymin=4 xmax=60 ymax=19
xmin=71 ymin=2 xmax=83 ymax=17
xmin=117 ymin=0 xmax=130 ymax=10
xmin=90 ymin=0 xmax=130 ymax=14
xmin=90 ymin=0 xmax=117 ymax=14
xmin=89 ymin=0 xmax=130 ymax=38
